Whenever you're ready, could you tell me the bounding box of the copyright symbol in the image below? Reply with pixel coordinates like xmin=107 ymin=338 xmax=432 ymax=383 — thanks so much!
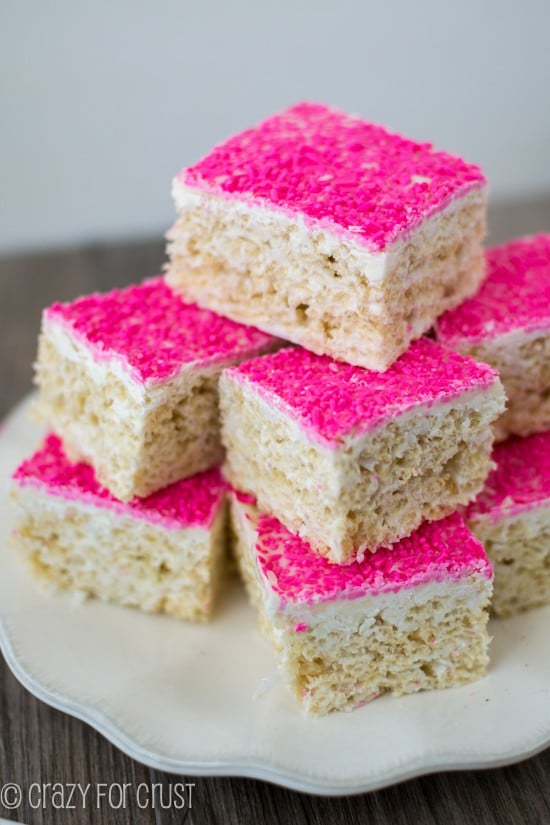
xmin=1 ymin=783 xmax=22 ymax=809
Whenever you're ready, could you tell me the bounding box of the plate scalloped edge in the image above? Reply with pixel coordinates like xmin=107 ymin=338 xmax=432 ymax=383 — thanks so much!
xmin=2 ymin=619 xmax=550 ymax=796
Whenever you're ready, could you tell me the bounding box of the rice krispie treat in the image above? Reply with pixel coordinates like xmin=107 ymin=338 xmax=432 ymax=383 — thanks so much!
xmin=11 ymin=434 xmax=228 ymax=621
xmin=167 ymin=101 xmax=488 ymax=370
xmin=220 ymin=338 xmax=505 ymax=563
xmin=35 ymin=276 xmax=279 ymax=500
xmin=231 ymin=492 xmax=493 ymax=714
xmin=466 ymin=431 xmax=550 ymax=617
xmin=436 ymin=234 xmax=550 ymax=440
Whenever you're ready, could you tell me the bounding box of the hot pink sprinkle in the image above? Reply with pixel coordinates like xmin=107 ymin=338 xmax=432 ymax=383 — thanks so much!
xmin=45 ymin=276 xmax=277 ymax=386
xmin=226 ymin=338 xmax=498 ymax=445
xmin=436 ymin=234 xmax=550 ymax=346
xmin=244 ymin=501 xmax=491 ymax=607
xmin=13 ymin=434 xmax=227 ymax=530
xmin=466 ymin=431 xmax=550 ymax=523
xmin=294 ymin=622 xmax=308 ymax=632
xmin=179 ymin=102 xmax=486 ymax=252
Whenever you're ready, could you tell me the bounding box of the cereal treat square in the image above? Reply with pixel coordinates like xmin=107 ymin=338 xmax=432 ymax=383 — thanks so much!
xmin=466 ymin=432 xmax=550 ymax=617
xmin=231 ymin=492 xmax=493 ymax=714
xmin=437 ymin=234 xmax=550 ymax=440
xmin=220 ymin=339 xmax=505 ymax=563
xmin=34 ymin=276 xmax=279 ymax=500
xmin=11 ymin=435 xmax=228 ymax=621
xmin=167 ymin=101 xmax=488 ymax=370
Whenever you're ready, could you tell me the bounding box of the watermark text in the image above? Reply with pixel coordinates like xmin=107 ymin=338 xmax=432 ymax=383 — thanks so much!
xmin=0 ymin=781 xmax=194 ymax=812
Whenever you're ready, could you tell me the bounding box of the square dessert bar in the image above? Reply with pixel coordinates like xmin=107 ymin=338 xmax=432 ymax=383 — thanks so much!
xmin=436 ymin=234 xmax=550 ymax=440
xmin=465 ymin=431 xmax=550 ymax=617
xmin=231 ymin=492 xmax=493 ymax=714
xmin=35 ymin=276 xmax=279 ymax=501
xmin=220 ymin=338 xmax=505 ymax=563
xmin=11 ymin=435 xmax=228 ymax=621
xmin=166 ymin=101 xmax=488 ymax=370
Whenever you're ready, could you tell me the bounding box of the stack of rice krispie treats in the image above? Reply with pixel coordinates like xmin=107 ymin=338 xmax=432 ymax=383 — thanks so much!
xmin=164 ymin=102 xmax=510 ymax=713
xmin=10 ymin=102 xmax=549 ymax=715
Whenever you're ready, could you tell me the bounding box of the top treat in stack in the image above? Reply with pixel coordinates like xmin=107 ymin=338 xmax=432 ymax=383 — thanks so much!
xmin=166 ymin=101 xmax=488 ymax=371
xmin=436 ymin=233 xmax=550 ymax=440
xmin=34 ymin=276 xmax=279 ymax=501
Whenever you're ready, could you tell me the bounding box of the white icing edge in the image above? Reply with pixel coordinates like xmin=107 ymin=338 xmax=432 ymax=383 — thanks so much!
xmin=42 ymin=314 xmax=248 ymax=418
xmin=468 ymin=499 xmax=550 ymax=529
xmin=438 ymin=322 xmax=550 ymax=351
xmin=12 ymin=469 xmax=222 ymax=534
xmin=232 ymin=493 xmax=492 ymax=632
xmin=173 ymin=178 xmax=486 ymax=290
xmin=172 ymin=178 xmax=389 ymax=284
xmin=225 ymin=365 xmax=502 ymax=454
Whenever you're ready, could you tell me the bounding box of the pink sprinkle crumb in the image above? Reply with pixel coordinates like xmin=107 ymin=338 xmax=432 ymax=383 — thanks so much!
xmin=13 ymin=434 xmax=227 ymax=530
xmin=226 ymin=338 xmax=498 ymax=445
xmin=466 ymin=431 xmax=550 ymax=523
xmin=294 ymin=622 xmax=308 ymax=633
xmin=436 ymin=234 xmax=550 ymax=345
xmin=178 ymin=102 xmax=486 ymax=252
xmin=233 ymin=489 xmax=257 ymax=505
xmin=45 ymin=276 xmax=277 ymax=386
xmin=238 ymin=495 xmax=491 ymax=607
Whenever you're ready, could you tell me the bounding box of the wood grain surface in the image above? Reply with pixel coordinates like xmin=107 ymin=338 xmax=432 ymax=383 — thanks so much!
xmin=1 ymin=200 xmax=549 ymax=824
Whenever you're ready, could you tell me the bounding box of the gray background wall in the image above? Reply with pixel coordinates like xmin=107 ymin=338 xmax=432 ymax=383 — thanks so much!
xmin=1 ymin=0 xmax=549 ymax=254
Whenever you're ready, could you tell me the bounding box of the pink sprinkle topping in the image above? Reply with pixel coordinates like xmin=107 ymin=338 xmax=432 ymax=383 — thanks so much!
xmin=45 ymin=276 xmax=277 ymax=386
xmin=294 ymin=622 xmax=308 ymax=633
xmin=13 ymin=434 xmax=227 ymax=530
xmin=227 ymin=338 xmax=498 ymax=445
xmin=437 ymin=234 xmax=550 ymax=345
xmin=466 ymin=432 xmax=550 ymax=523
xmin=243 ymin=500 xmax=491 ymax=606
xmin=179 ymin=102 xmax=485 ymax=252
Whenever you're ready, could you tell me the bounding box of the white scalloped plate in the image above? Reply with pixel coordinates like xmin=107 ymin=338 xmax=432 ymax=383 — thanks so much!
xmin=1 ymin=396 xmax=549 ymax=795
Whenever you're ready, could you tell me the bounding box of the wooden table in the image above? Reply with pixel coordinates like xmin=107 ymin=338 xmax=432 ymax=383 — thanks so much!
xmin=1 ymin=201 xmax=549 ymax=824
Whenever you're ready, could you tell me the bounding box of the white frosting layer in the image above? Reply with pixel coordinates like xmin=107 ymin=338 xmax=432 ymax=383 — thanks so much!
xmin=232 ymin=493 xmax=492 ymax=634
xmin=173 ymin=178 xmax=388 ymax=283
xmin=173 ymin=179 xmax=486 ymax=290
